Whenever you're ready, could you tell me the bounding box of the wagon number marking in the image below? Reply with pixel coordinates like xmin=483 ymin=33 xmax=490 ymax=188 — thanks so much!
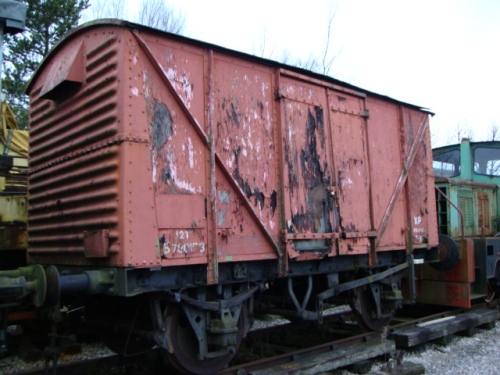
xmin=162 ymin=230 xmax=206 ymax=256
xmin=413 ymin=216 xmax=424 ymax=242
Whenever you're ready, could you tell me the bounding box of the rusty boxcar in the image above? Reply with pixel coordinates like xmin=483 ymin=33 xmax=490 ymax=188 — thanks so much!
xmin=0 ymin=20 xmax=437 ymax=374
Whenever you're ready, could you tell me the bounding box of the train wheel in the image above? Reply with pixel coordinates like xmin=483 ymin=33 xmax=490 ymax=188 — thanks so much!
xmin=351 ymin=285 xmax=392 ymax=332
xmin=165 ymin=302 xmax=248 ymax=375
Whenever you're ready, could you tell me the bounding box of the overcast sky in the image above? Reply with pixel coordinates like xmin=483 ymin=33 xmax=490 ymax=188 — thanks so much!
xmin=96 ymin=0 xmax=500 ymax=147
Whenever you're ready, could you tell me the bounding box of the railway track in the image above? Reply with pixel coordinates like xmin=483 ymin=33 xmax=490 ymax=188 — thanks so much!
xmin=1 ymin=301 xmax=498 ymax=375
xmin=219 ymin=300 xmax=500 ymax=375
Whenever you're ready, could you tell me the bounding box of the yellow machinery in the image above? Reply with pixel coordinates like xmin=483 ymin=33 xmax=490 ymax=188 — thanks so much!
xmin=0 ymin=102 xmax=28 ymax=270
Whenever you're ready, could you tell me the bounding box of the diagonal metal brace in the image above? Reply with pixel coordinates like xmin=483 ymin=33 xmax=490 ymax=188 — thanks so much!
xmin=316 ymin=262 xmax=409 ymax=323
xmin=375 ymin=116 xmax=429 ymax=249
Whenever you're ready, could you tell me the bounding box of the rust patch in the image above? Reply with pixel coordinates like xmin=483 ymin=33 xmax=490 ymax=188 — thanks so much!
xmin=149 ymin=98 xmax=175 ymax=190
xmin=284 ymin=143 xmax=300 ymax=195
xmin=231 ymin=195 xmax=246 ymax=233
xmin=292 ymin=185 xmax=331 ymax=233
xmin=291 ymin=106 xmax=332 ymax=233
xmin=253 ymin=188 xmax=265 ymax=210
xmin=226 ymin=101 xmax=241 ymax=128
xmin=0 ymin=226 xmax=27 ymax=250
xmin=270 ymin=190 xmax=277 ymax=215
xmin=300 ymin=107 xmax=328 ymax=189
xmin=232 ymin=147 xmax=252 ymax=198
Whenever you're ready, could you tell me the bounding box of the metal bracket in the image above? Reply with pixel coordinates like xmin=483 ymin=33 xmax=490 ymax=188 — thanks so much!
xmin=182 ymin=301 xmax=242 ymax=360
xmin=316 ymin=262 xmax=409 ymax=320
xmin=148 ymin=296 xmax=172 ymax=351
xmin=288 ymin=275 xmax=317 ymax=320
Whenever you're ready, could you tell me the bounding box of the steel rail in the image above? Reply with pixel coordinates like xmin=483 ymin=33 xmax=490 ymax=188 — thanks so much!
xmin=218 ymin=302 xmax=495 ymax=375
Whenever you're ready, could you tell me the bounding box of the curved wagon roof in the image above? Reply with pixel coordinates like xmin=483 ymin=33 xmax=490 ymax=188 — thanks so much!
xmin=27 ymin=19 xmax=433 ymax=116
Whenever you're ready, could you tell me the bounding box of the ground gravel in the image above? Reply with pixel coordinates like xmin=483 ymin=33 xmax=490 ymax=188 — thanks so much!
xmin=333 ymin=319 xmax=500 ymax=375
xmin=0 ymin=342 xmax=114 ymax=374
xmin=401 ymin=320 xmax=500 ymax=375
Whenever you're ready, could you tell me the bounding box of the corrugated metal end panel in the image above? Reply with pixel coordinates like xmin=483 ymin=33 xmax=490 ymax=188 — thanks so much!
xmin=27 ymin=35 xmax=121 ymax=259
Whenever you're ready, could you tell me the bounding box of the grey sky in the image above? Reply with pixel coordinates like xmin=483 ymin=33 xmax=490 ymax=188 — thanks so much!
xmin=88 ymin=0 xmax=500 ymax=146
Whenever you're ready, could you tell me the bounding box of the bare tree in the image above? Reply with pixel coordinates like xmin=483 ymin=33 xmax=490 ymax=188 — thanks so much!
xmin=291 ymin=54 xmax=321 ymax=72
xmin=253 ymin=27 xmax=277 ymax=59
xmin=293 ymin=5 xmax=339 ymax=75
xmin=319 ymin=5 xmax=339 ymax=75
xmin=430 ymin=128 xmax=444 ymax=148
xmin=282 ymin=8 xmax=338 ymax=75
xmin=89 ymin=0 xmax=126 ymax=20
xmin=448 ymin=122 xmax=474 ymax=144
xmin=137 ymin=0 xmax=185 ymax=34
xmin=487 ymin=123 xmax=499 ymax=141
xmin=86 ymin=0 xmax=185 ymax=34
xmin=279 ymin=49 xmax=292 ymax=65
xmin=252 ymin=5 xmax=339 ymax=76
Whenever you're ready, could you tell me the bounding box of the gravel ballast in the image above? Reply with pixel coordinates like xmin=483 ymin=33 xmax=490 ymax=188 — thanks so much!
xmin=334 ymin=320 xmax=500 ymax=375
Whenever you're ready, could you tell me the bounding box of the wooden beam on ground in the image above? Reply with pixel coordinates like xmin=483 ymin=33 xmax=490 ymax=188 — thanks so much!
xmin=250 ymin=340 xmax=395 ymax=375
xmin=389 ymin=308 xmax=499 ymax=348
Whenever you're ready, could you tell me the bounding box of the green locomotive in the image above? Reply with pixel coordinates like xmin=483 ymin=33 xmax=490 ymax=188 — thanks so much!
xmin=418 ymin=138 xmax=500 ymax=307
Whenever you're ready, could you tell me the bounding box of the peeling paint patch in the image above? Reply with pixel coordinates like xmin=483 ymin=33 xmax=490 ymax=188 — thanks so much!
xmin=187 ymin=137 xmax=194 ymax=168
xmin=232 ymin=147 xmax=252 ymax=198
xmin=173 ymin=179 xmax=196 ymax=193
xmin=152 ymin=149 xmax=157 ymax=184
xmin=284 ymin=103 xmax=333 ymax=235
xmin=253 ymin=188 xmax=265 ymax=210
xmin=162 ymin=150 xmax=197 ymax=193
xmin=228 ymin=102 xmax=241 ymax=127
xmin=131 ymin=87 xmax=139 ymax=96
xmin=270 ymin=190 xmax=277 ymax=215
xmin=211 ymin=65 xmax=277 ymax=239
xmin=218 ymin=190 xmax=230 ymax=203
xmin=161 ymin=165 xmax=173 ymax=184
xmin=300 ymin=107 xmax=327 ymax=190
xmin=218 ymin=209 xmax=226 ymax=226
xmin=150 ymin=100 xmax=173 ymax=152
xmin=165 ymin=67 xmax=194 ymax=108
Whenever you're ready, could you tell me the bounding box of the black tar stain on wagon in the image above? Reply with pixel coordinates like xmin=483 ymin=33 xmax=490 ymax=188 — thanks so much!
xmin=150 ymin=100 xmax=173 ymax=152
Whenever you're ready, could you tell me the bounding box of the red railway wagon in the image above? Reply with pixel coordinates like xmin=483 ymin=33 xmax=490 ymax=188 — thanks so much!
xmin=2 ymin=20 xmax=437 ymax=373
